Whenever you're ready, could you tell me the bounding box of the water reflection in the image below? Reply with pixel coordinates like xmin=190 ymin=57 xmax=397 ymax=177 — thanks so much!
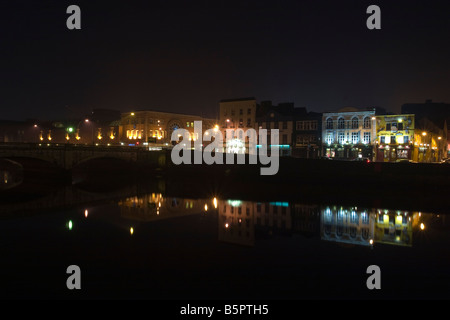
xmin=118 ymin=193 xmax=206 ymax=222
xmin=320 ymin=206 xmax=418 ymax=247
xmin=112 ymin=193 xmax=442 ymax=248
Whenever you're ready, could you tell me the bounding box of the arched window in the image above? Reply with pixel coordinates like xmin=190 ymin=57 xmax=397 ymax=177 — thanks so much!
xmin=351 ymin=117 xmax=359 ymax=129
xmin=338 ymin=118 xmax=345 ymax=129
xmin=326 ymin=118 xmax=333 ymax=129
xmin=363 ymin=117 xmax=371 ymax=129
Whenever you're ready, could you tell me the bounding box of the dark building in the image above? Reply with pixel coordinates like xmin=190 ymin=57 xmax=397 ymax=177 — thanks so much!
xmin=401 ymin=100 xmax=450 ymax=158
xmin=255 ymin=101 xmax=294 ymax=156
xmin=292 ymin=109 xmax=322 ymax=158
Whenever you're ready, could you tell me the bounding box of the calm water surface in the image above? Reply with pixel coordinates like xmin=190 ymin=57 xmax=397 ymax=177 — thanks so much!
xmin=1 ymin=174 xmax=450 ymax=299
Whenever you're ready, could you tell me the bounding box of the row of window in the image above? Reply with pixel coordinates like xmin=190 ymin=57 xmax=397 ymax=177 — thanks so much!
xmin=224 ymin=108 xmax=253 ymax=117
xmin=325 ymin=132 xmax=371 ymax=145
xmin=224 ymin=118 xmax=252 ymax=128
xmin=126 ymin=129 xmax=167 ymax=139
xmin=326 ymin=117 xmax=372 ymax=130
xmin=379 ymin=135 xmax=409 ymax=144
xmin=260 ymin=121 xmax=289 ymax=129
xmin=125 ymin=118 xmax=165 ymax=125
xmin=296 ymin=121 xmax=318 ymax=131
xmin=296 ymin=135 xmax=317 ymax=145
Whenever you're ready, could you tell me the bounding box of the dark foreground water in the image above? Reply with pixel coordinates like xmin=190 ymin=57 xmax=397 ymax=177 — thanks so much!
xmin=1 ymin=176 xmax=450 ymax=300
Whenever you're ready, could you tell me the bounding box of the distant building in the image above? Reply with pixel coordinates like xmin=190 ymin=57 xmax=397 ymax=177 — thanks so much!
xmin=322 ymin=107 xmax=377 ymax=159
xmin=119 ymin=110 xmax=216 ymax=147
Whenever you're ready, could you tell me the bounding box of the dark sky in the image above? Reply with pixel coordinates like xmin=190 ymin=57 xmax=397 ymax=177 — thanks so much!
xmin=1 ymin=0 xmax=449 ymax=121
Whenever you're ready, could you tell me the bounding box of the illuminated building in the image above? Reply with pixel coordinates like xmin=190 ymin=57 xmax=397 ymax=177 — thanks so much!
xmin=119 ymin=110 xmax=215 ymax=147
xmin=374 ymin=114 xmax=415 ymax=162
xmin=322 ymin=107 xmax=378 ymax=159
xmin=219 ymin=97 xmax=257 ymax=154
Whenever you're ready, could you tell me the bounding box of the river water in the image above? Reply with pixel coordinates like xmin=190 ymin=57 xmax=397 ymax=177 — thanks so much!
xmin=1 ymin=163 xmax=450 ymax=300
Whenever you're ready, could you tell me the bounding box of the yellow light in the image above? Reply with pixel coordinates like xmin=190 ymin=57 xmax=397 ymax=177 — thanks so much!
xmin=371 ymin=117 xmax=376 ymax=120
xmin=213 ymin=197 xmax=218 ymax=209
xmin=97 ymin=135 xmax=102 ymax=140
xmin=65 ymin=134 xmax=70 ymax=140
xmin=438 ymin=136 xmax=442 ymax=140
xmin=204 ymin=204 xmax=208 ymax=211
xmin=420 ymin=223 xmax=425 ymax=230
xmin=130 ymin=227 xmax=134 ymax=235
xmin=131 ymin=112 xmax=135 ymax=116
xmin=369 ymin=239 xmax=373 ymax=245
xmin=214 ymin=124 xmax=219 ymax=132
xmin=225 ymin=223 xmax=229 ymax=228
xmin=76 ymin=135 xmax=80 ymax=140
xmin=110 ymin=135 xmax=115 ymax=139
xmin=84 ymin=209 xmax=88 ymax=218
xmin=422 ymin=132 xmax=427 ymax=136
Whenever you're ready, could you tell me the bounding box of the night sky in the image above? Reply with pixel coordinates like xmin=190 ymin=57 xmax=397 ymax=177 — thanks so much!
xmin=1 ymin=0 xmax=449 ymax=121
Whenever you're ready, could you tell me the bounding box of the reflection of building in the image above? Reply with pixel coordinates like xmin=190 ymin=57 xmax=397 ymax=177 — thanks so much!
xmin=218 ymin=199 xmax=255 ymax=246
xmin=322 ymin=108 xmax=377 ymax=160
xmin=374 ymin=114 xmax=415 ymax=162
xmin=291 ymin=204 xmax=320 ymax=237
xmin=217 ymin=199 xmax=292 ymax=246
xmin=119 ymin=110 xmax=216 ymax=148
xmin=320 ymin=206 xmax=375 ymax=246
xmin=118 ymin=193 xmax=206 ymax=221
xmin=374 ymin=209 xmax=414 ymax=246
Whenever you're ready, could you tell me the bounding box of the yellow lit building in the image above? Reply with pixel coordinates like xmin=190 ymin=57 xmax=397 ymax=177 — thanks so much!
xmin=374 ymin=114 xmax=415 ymax=162
xmin=119 ymin=110 xmax=216 ymax=147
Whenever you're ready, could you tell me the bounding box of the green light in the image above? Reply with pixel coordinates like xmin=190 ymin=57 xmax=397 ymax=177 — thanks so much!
xmin=67 ymin=220 xmax=73 ymax=230
xmin=67 ymin=127 xmax=74 ymax=133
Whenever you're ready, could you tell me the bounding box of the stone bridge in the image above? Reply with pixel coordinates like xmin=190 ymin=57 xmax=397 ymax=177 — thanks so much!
xmin=0 ymin=143 xmax=168 ymax=170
